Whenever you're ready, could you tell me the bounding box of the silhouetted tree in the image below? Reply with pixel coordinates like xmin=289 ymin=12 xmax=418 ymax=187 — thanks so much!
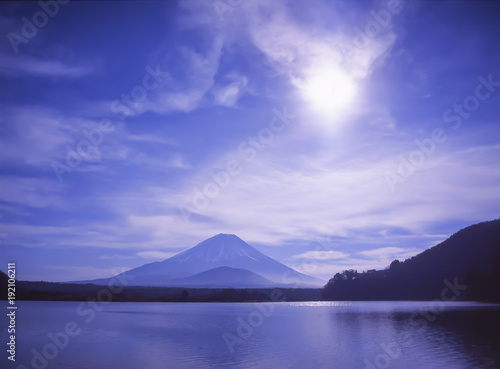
xmin=389 ymin=259 xmax=401 ymax=270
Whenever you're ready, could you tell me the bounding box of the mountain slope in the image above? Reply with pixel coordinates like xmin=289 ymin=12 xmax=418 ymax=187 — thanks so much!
xmin=86 ymin=234 xmax=324 ymax=288
xmin=170 ymin=266 xmax=275 ymax=288
xmin=322 ymin=219 xmax=500 ymax=301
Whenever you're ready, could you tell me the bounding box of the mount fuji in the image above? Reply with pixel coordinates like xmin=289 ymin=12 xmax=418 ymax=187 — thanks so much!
xmin=85 ymin=234 xmax=324 ymax=288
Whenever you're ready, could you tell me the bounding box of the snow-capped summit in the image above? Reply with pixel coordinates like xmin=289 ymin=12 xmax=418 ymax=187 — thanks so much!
xmin=174 ymin=234 xmax=270 ymax=263
xmin=85 ymin=234 xmax=324 ymax=288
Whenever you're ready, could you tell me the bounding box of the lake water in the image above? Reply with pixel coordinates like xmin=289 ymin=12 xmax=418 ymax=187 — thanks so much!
xmin=2 ymin=301 xmax=500 ymax=369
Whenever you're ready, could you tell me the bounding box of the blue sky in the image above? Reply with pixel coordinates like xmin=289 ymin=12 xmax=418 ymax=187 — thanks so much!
xmin=0 ymin=0 xmax=499 ymax=282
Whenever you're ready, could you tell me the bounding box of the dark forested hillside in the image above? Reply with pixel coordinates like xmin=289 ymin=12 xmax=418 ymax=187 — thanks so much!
xmin=322 ymin=219 xmax=500 ymax=302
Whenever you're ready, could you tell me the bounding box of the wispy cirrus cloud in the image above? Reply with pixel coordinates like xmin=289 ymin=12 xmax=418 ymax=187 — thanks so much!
xmin=136 ymin=251 xmax=178 ymax=260
xmin=0 ymin=52 xmax=96 ymax=78
xmin=211 ymin=74 xmax=249 ymax=107
xmin=99 ymin=251 xmax=179 ymax=261
xmin=0 ymin=176 xmax=67 ymax=209
xmin=357 ymin=246 xmax=423 ymax=259
xmin=142 ymin=37 xmax=226 ymax=115
xmin=291 ymin=250 xmax=349 ymax=261
xmin=46 ymin=265 xmax=130 ymax=281
xmin=0 ymin=105 xmax=191 ymax=176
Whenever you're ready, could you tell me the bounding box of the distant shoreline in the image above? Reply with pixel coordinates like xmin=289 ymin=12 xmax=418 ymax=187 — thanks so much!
xmin=3 ymin=279 xmax=499 ymax=304
xmin=2 ymin=279 xmax=323 ymax=303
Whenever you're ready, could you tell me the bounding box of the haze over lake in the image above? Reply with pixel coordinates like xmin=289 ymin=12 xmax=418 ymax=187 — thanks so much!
xmin=7 ymin=301 xmax=500 ymax=369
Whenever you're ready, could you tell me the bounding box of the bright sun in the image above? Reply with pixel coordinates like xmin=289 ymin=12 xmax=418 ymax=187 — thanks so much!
xmin=299 ymin=65 xmax=357 ymax=117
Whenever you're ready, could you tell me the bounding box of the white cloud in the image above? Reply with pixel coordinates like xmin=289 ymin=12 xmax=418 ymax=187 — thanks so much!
xmin=212 ymin=74 xmax=248 ymax=107
xmin=136 ymin=251 xmax=178 ymax=260
xmin=0 ymin=176 xmax=66 ymax=209
xmin=46 ymin=265 xmax=130 ymax=281
xmin=6 ymin=131 xmax=495 ymax=263
xmin=99 ymin=254 xmax=136 ymax=260
xmin=126 ymin=134 xmax=177 ymax=146
xmin=143 ymin=37 xmax=225 ymax=115
xmin=0 ymin=52 xmax=95 ymax=78
xmin=357 ymin=246 xmax=422 ymax=259
xmin=131 ymin=152 xmax=192 ymax=170
xmin=159 ymin=134 xmax=500 ymax=251
xmin=0 ymin=107 xmax=74 ymax=167
xmin=291 ymin=250 xmax=349 ymax=260
xmin=0 ymin=105 xmax=192 ymax=179
xmin=369 ymin=108 xmax=398 ymax=129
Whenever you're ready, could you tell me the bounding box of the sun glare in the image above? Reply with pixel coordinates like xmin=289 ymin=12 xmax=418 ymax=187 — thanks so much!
xmin=299 ymin=66 xmax=358 ymax=118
